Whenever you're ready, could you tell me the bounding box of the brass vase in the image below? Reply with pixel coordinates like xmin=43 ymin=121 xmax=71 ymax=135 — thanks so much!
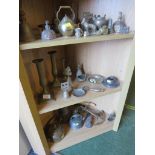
xmin=32 ymin=58 xmax=51 ymax=101
xmin=48 ymin=51 xmax=60 ymax=87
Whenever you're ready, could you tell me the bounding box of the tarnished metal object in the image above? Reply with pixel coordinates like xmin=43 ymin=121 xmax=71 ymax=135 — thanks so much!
xmin=108 ymin=112 xmax=116 ymax=121
xmin=95 ymin=25 xmax=108 ymax=35
xmin=76 ymin=64 xmax=86 ymax=82
xmin=44 ymin=115 xmax=65 ymax=143
xmin=81 ymin=17 xmax=97 ymax=35
xmin=64 ymin=66 xmax=72 ymax=91
xmin=41 ymin=20 xmax=56 ymax=40
xmin=69 ymin=113 xmax=83 ymax=129
xmin=48 ymin=51 xmax=60 ymax=87
xmin=19 ymin=10 xmax=35 ymax=42
xmin=85 ymin=113 xmax=93 ymax=128
xmin=93 ymin=14 xmax=107 ymax=29
xmin=56 ymin=6 xmax=75 ymax=37
xmin=32 ymin=58 xmax=51 ymax=101
xmin=72 ymin=88 xmax=87 ymax=97
xmin=87 ymin=74 xmax=105 ymax=84
xmin=113 ymin=12 xmax=129 ymax=34
xmin=61 ymin=81 xmax=70 ymax=99
xmin=102 ymin=76 xmax=120 ymax=88
xmin=80 ymin=104 xmax=106 ymax=125
xmin=108 ymin=18 xmax=113 ymax=34
xmin=83 ymin=86 xmax=105 ymax=92
xmin=75 ymin=28 xmax=83 ymax=38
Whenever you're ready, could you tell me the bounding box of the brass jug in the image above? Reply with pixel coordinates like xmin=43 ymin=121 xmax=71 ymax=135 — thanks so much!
xmin=56 ymin=6 xmax=75 ymax=37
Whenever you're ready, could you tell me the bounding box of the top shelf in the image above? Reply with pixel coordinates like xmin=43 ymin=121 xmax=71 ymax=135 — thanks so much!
xmin=20 ymin=32 xmax=134 ymax=51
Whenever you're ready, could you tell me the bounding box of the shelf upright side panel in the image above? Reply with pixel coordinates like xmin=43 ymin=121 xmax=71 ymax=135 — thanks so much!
xmin=19 ymin=53 xmax=51 ymax=155
xmin=113 ymin=39 xmax=135 ymax=131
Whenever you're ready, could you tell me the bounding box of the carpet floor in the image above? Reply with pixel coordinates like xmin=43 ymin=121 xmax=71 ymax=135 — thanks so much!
xmin=59 ymin=109 xmax=135 ymax=155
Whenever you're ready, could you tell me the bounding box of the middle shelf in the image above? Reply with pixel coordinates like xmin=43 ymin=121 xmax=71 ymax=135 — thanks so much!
xmin=38 ymin=80 xmax=122 ymax=114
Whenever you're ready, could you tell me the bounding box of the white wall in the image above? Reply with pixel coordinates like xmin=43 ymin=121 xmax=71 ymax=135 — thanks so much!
xmin=19 ymin=122 xmax=31 ymax=155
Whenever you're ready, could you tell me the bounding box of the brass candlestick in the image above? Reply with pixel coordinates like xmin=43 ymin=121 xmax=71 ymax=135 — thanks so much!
xmin=48 ymin=51 xmax=60 ymax=87
xmin=62 ymin=58 xmax=67 ymax=81
xmin=32 ymin=58 xmax=51 ymax=101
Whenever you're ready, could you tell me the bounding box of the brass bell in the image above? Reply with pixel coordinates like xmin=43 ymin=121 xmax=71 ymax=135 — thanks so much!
xmin=19 ymin=10 xmax=35 ymax=42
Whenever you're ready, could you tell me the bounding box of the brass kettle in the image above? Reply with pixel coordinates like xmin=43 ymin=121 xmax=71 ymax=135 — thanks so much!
xmin=56 ymin=6 xmax=75 ymax=37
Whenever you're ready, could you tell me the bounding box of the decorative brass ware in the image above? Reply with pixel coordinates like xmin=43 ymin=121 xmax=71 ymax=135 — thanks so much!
xmin=48 ymin=51 xmax=60 ymax=87
xmin=32 ymin=58 xmax=51 ymax=101
xmin=19 ymin=10 xmax=35 ymax=42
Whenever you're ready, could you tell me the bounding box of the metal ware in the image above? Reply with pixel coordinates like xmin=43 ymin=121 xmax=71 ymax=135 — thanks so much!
xmin=113 ymin=12 xmax=129 ymax=34
xmin=81 ymin=17 xmax=97 ymax=36
xmin=102 ymin=76 xmax=120 ymax=88
xmin=64 ymin=66 xmax=72 ymax=91
xmin=41 ymin=20 xmax=56 ymax=40
xmin=108 ymin=112 xmax=116 ymax=121
xmin=96 ymin=25 xmax=108 ymax=35
xmin=76 ymin=64 xmax=86 ymax=82
xmin=108 ymin=18 xmax=113 ymax=34
xmin=83 ymin=86 xmax=105 ymax=92
xmin=56 ymin=6 xmax=75 ymax=37
xmin=83 ymin=31 xmax=89 ymax=37
xmin=77 ymin=74 xmax=87 ymax=82
xmin=59 ymin=107 xmax=72 ymax=123
xmin=44 ymin=116 xmax=64 ymax=142
xmin=76 ymin=64 xmax=82 ymax=78
xmin=85 ymin=113 xmax=93 ymax=128
xmin=32 ymin=58 xmax=51 ymax=101
xmin=72 ymin=88 xmax=87 ymax=97
xmin=61 ymin=81 xmax=70 ymax=99
xmin=75 ymin=28 xmax=83 ymax=38
xmin=87 ymin=74 xmax=105 ymax=84
xmin=80 ymin=105 xmax=106 ymax=125
xmin=19 ymin=10 xmax=35 ymax=42
xmin=69 ymin=113 xmax=83 ymax=129
xmin=48 ymin=51 xmax=60 ymax=87
xmin=93 ymin=14 xmax=107 ymax=29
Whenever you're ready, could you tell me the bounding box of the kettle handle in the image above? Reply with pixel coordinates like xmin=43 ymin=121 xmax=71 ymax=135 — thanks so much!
xmin=56 ymin=6 xmax=75 ymax=22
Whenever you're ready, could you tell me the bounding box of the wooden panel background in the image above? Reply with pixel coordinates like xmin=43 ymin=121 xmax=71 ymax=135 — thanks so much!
xmin=21 ymin=0 xmax=79 ymax=29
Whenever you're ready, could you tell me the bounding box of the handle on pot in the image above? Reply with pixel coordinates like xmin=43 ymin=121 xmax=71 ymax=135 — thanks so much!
xmin=56 ymin=6 xmax=75 ymax=22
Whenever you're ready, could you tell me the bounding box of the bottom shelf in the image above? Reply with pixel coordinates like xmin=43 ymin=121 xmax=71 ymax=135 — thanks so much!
xmin=49 ymin=119 xmax=114 ymax=152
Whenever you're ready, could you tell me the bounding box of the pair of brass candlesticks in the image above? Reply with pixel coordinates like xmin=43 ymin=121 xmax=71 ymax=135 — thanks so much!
xmin=32 ymin=51 xmax=61 ymax=102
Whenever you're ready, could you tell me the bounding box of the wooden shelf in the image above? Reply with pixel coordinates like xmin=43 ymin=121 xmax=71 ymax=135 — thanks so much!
xmin=20 ymin=32 xmax=134 ymax=50
xmin=38 ymin=81 xmax=122 ymax=114
xmin=49 ymin=119 xmax=113 ymax=152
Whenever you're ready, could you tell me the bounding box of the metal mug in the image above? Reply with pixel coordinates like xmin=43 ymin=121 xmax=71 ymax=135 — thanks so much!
xmin=75 ymin=28 xmax=83 ymax=38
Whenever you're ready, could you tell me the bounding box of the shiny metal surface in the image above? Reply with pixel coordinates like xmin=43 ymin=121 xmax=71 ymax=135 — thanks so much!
xmin=69 ymin=113 xmax=83 ymax=129
xmin=102 ymin=76 xmax=120 ymax=88
xmin=56 ymin=6 xmax=75 ymax=37
xmin=72 ymin=88 xmax=86 ymax=97
xmin=87 ymin=74 xmax=105 ymax=84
